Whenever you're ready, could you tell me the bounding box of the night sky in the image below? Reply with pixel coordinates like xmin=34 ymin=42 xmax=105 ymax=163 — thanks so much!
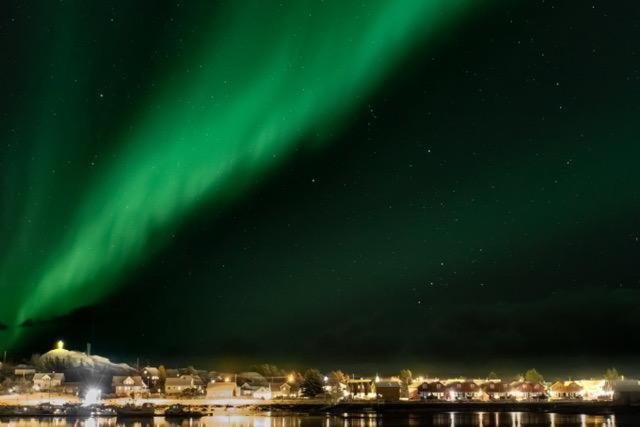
xmin=2 ymin=1 xmax=640 ymax=376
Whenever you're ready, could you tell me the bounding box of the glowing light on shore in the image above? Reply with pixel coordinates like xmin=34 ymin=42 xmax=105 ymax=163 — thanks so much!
xmin=83 ymin=388 xmax=101 ymax=406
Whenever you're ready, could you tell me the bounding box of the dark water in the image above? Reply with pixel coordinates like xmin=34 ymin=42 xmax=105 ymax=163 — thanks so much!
xmin=0 ymin=413 xmax=633 ymax=426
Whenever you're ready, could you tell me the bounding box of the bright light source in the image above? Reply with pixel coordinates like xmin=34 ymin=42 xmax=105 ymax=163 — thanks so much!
xmin=224 ymin=377 xmax=230 ymax=383
xmin=83 ymin=388 xmax=101 ymax=406
xmin=56 ymin=340 xmax=64 ymax=350
xmin=287 ymin=374 xmax=295 ymax=383
xmin=323 ymin=376 xmax=329 ymax=383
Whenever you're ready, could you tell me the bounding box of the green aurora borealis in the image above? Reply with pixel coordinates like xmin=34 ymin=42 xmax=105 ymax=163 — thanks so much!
xmin=2 ymin=1 xmax=472 ymax=346
xmin=3 ymin=1 xmax=640 ymax=373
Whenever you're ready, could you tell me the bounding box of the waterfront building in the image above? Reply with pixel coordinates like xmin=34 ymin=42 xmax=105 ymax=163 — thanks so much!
xmin=165 ymin=375 xmax=202 ymax=395
xmin=33 ymin=373 xmax=65 ymax=390
xmin=375 ymin=380 xmax=402 ymax=401
xmin=418 ymin=381 xmax=447 ymax=400
xmin=112 ymin=376 xmax=149 ymax=397
xmin=206 ymin=381 xmax=238 ymax=398
xmin=347 ymin=378 xmax=376 ymax=399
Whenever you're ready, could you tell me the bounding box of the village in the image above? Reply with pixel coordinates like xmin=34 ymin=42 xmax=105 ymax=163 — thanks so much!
xmin=0 ymin=341 xmax=639 ymax=415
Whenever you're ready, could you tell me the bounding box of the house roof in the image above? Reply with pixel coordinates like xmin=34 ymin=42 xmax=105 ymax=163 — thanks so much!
xmin=564 ymin=381 xmax=583 ymax=392
xmin=418 ymin=381 xmax=446 ymax=392
xmin=165 ymin=375 xmax=196 ymax=387
xmin=550 ymin=381 xmax=582 ymax=393
xmin=481 ymin=382 xmax=507 ymax=393
xmin=376 ymin=381 xmax=401 ymax=388
xmin=348 ymin=379 xmax=374 ymax=384
xmin=112 ymin=376 xmax=146 ymax=387
xmin=207 ymin=382 xmax=237 ymax=391
xmin=447 ymin=381 xmax=480 ymax=393
xmin=15 ymin=364 xmax=35 ymax=370
xmin=510 ymin=381 xmax=545 ymax=393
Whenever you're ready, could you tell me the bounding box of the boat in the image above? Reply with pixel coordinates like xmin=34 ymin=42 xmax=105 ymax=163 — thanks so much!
xmin=116 ymin=403 xmax=155 ymax=417
xmin=63 ymin=405 xmax=97 ymax=417
xmin=164 ymin=404 xmax=204 ymax=418
xmin=65 ymin=404 xmax=118 ymax=418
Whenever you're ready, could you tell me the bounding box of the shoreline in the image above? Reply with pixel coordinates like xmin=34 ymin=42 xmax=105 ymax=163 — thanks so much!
xmin=1 ymin=399 xmax=639 ymax=417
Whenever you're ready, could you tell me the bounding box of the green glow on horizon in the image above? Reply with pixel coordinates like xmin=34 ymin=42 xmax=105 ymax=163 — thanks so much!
xmin=1 ymin=1 xmax=473 ymax=344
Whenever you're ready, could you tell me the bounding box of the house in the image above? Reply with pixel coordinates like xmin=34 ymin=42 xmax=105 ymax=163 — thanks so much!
xmin=269 ymin=382 xmax=293 ymax=399
xmin=14 ymin=364 xmax=36 ymax=377
xmin=253 ymin=385 xmax=272 ymax=400
xmin=142 ymin=367 xmax=161 ymax=390
xmin=33 ymin=373 xmax=65 ymax=390
xmin=577 ymin=379 xmax=611 ymax=400
xmin=509 ymin=381 xmax=546 ymax=400
xmin=375 ymin=381 xmax=402 ymax=401
xmin=206 ymin=381 xmax=238 ymax=398
xmin=480 ymin=381 xmax=508 ymax=400
xmin=418 ymin=381 xmax=447 ymax=400
xmin=165 ymin=375 xmax=202 ymax=395
xmin=347 ymin=379 xmax=376 ymax=399
xmin=239 ymin=382 xmax=259 ymax=397
xmin=446 ymin=381 xmax=482 ymax=400
xmin=112 ymin=376 xmax=149 ymax=397
xmin=550 ymin=381 xmax=583 ymax=400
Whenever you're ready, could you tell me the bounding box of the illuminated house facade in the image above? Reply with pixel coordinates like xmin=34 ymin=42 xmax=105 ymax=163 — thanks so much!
xmin=375 ymin=381 xmax=402 ymax=401
xmin=142 ymin=366 xmax=161 ymax=391
xmin=164 ymin=375 xmax=202 ymax=395
xmin=509 ymin=381 xmax=545 ymax=400
xmin=418 ymin=381 xmax=447 ymax=399
xmin=480 ymin=381 xmax=508 ymax=400
xmin=33 ymin=373 xmax=65 ymax=390
xmin=206 ymin=381 xmax=238 ymax=398
xmin=549 ymin=381 xmax=583 ymax=400
xmin=347 ymin=379 xmax=376 ymax=399
xmin=269 ymin=382 xmax=294 ymax=398
xmin=112 ymin=376 xmax=149 ymax=397
xmin=447 ymin=381 xmax=482 ymax=400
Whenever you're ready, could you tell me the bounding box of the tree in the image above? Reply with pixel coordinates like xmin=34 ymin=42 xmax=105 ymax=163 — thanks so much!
xmin=301 ymin=369 xmax=324 ymax=397
xmin=524 ymin=369 xmax=544 ymax=383
xmin=488 ymin=372 xmax=499 ymax=380
xmin=399 ymin=369 xmax=413 ymax=387
xmin=29 ymin=354 xmax=42 ymax=370
xmin=327 ymin=370 xmax=348 ymax=397
xmin=158 ymin=365 xmax=167 ymax=380
xmin=328 ymin=370 xmax=348 ymax=386
xmin=604 ymin=368 xmax=621 ymax=381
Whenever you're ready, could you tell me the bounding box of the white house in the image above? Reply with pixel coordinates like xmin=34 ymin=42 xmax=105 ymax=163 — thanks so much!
xmin=33 ymin=373 xmax=65 ymax=390
xmin=206 ymin=381 xmax=238 ymax=398
xmin=112 ymin=376 xmax=149 ymax=397
xmin=14 ymin=364 xmax=36 ymax=377
xmin=165 ymin=375 xmax=201 ymax=395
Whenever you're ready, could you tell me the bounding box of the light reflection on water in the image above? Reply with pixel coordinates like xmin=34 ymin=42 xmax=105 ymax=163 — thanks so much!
xmin=0 ymin=413 xmax=625 ymax=427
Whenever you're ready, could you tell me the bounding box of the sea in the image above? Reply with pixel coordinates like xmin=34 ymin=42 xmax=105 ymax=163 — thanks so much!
xmin=0 ymin=412 xmax=634 ymax=427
